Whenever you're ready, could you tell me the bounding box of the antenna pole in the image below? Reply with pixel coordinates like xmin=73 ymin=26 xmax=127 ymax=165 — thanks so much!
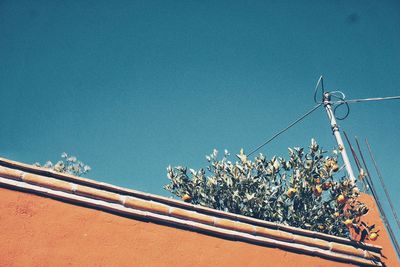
xmin=323 ymin=92 xmax=357 ymax=184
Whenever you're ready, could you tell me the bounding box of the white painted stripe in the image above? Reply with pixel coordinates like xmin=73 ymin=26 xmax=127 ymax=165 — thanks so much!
xmin=0 ymin=177 xmax=380 ymax=267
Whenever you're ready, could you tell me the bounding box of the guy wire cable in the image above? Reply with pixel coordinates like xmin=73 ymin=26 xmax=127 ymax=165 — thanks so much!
xmin=247 ymin=76 xmax=326 ymax=157
xmin=249 ymin=76 xmax=399 ymax=166
xmin=355 ymin=137 xmax=384 ymax=211
xmin=355 ymin=137 xmax=400 ymax=257
xmin=247 ymin=103 xmax=322 ymax=157
xmin=365 ymin=138 xmax=400 ymax=230
xmin=356 ymin=139 xmax=400 ymax=257
xmin=331 ymin=95 xmax=400 ymax=104
xmin=355 ymin=138 xmax=381 ymax=205
xmin=343 ymin=131 xmax=361 ymax=170
xmin=343 ymin=131 xmax=369 ymax=191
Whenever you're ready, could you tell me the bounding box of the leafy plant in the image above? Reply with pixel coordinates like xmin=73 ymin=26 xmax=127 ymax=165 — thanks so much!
xmin=34 ymin=152 xmax=91 ymax=177
xmin=165 ymin=139 xmax=374 ymax=239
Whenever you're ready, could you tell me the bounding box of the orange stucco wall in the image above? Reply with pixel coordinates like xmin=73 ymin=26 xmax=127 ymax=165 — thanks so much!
xmin=0 ymin=187 xmax=363 ymax=267
xmin=357 ymin=193 xmax=399 ymax=267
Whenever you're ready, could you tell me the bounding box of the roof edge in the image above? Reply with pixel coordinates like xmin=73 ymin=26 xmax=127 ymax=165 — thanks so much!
xmin=0 ymin=175 xmax=383 ymax=266
xmin=0 ymin=161 xmax=383 ymax=266
xmin=0 ymin=157 xmax=381 ymax=252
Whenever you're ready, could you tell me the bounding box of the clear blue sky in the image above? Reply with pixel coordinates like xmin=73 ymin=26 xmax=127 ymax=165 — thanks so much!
xmin=1 ymin=1 xmax=399 ymax=241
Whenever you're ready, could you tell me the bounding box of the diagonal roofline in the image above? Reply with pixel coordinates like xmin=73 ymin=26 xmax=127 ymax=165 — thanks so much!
xmin=0 ymin=156 xmax=381 ymax=251
xmin=0 ymin=156 xmax=383 ymax=266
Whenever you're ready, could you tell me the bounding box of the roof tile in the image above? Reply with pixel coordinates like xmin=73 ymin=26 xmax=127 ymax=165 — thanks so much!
xmin=0 ymin=159 xmax=385 ymax=267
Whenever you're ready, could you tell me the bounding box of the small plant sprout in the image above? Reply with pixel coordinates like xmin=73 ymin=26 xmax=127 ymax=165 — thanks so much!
xmin=34 ymin=152 xmax=91 ymax=177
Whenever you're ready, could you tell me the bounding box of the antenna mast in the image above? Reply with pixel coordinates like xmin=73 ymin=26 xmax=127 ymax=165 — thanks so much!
xmin=323 ymin=92 xmax=357 ymax=184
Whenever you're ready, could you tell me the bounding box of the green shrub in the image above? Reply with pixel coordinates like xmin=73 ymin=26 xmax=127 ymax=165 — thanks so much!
xmin=165 ymin=139 xmax=373 ymax=238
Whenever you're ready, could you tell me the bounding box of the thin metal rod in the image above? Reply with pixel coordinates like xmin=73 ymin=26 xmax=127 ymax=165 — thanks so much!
xmin=355 ymin=138 xmax=382 ymax=217
xmin=343 ymin=132 xmax=362 ymax=171
xmin=355 ymin=137 xmax=376 ymax=193
xmin=354 ymin=138 xmax=376 ymax=199
xmin=342 ymin=131 xmax=369 ymax=191
xmin=354 ymin=137 xmax=400 ymax=258
xmin=247 ymin=103 xmax=322 ymax=156
xmin=332 ymin=95 xmax=400 ymax=104
xmin=323 ymin=92 xmax=357 ymax=184
xmin=365 ymin=138 xmax=400 ymax=230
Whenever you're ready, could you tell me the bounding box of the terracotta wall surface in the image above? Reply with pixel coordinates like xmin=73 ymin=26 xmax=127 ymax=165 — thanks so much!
xmin=0 ymin=156 xmax=395 ymax=266
xmin=0 ymin=187 xmax=360 ymax=267
xmin=357 ymin=193 xmax=400 ymax=267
